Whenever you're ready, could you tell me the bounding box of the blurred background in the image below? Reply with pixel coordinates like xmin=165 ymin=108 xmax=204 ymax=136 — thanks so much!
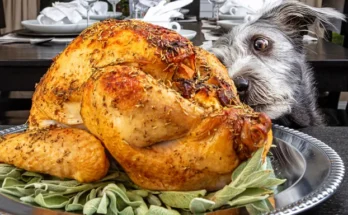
xmin=0 ymin=0 xmax=347 ymax=125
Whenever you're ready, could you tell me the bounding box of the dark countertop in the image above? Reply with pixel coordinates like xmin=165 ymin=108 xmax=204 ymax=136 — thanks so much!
xmin=0 ymin=125 xmax=347 ymax=214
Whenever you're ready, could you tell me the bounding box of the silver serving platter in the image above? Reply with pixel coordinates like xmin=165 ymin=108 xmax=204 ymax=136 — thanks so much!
xmin=0 ymin=124 xmax=345 ymax=215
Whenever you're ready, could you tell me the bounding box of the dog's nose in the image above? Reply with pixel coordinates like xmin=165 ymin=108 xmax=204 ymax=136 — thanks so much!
xmin=234 ymin=77 xmax=249 ymax=92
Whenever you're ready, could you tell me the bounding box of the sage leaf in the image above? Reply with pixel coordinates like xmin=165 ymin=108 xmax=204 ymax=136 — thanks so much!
xmin=251 ymin=200 xmax=270 ymax=212
xmin=26 ymin=177 xmax=43 ymax=184
xmin=106 ymin=190 xmax=118 ymax=215
xmin=189 ymin=198 xmax=215 ymax=213
xmin=245 ymin=205 xmax=263 ymax=215
xmin=230 ymin=147 xmax=264 ymax=187
xmin=147 ymin=205 xmax=180 ymax=215
xmin=15 ymin=186 xmax=35 ymax=196
xmin=34 ymin=193 xmax=69 ymax=209
xmin=45 ymin=184 xmax=69 ymax=192
xmin=65 ymin=193 xmax=83 ymax=211
xmin=0 ymin=187 xmax=24 ymax=197
xmin=20 ymin=195 xmax=36 ymax=204
xmin=65 ymin=195 xmax=84 ymax=212
xmin=100 ymin=172 xmax=120 ymax=181
xmin=73 ymin=190 xmax=90 ymax=205
xmin=65 ymin=190 xmax=90 ymax=211
xmin=117 ymin=183 xmax=127 ymax=193
xmin=26 ymin=182 xmax=68 ymax=193
xmin=128 ymin=193 xmax=148 ymax=215
xmin=105 ymin=184 xmax=143 ymax=208
xmin=231 ymin=161 xmax=247 ymax=181
xmin=159 ymin=190 xmax=206 ymax=209
xmin=21 ymin=172 xmax=43 ymax=183
xmin=0 ymin=164 xmax=14 ymax=168
xmin=0 ymin=168 xmax=21 ymax=180
xmin=129 ymin=190 xmax=148 ymax=198
xmin=41 ymin=180 xmax=80 ymax=187
xmin=209 ymin=186 xmax=245 ymax=208
xmin=83 ymin=197 xmax=102 ymax=215
xmin=119 ymin=206 xmax=135 ymax=215
xmin=251 ymin=178 xmax=286 ymax=188
xmin=2 ymin=177 xmax=25 ymax=187
xmin=97 ymin=193 xmax=109 ymax=214
xmin=66 ymin=203 xmax=84 ymax=212
xmin=88 ymin=189 xmax=97 ymax=201
xmin=239 ymin=170 xmax=272 ymax=188
xmin=35 ymin=188 xmax=48 ymax=196
xmin=227 ymin=195 xmax=269 ymax=207
xmin=237 ymin=188 xmax=273 ymax=197
xmin=25 ymin=183 xmax=47 ymax=191
xmin=0 ymin=165 xmax=16 ymax=174
xmin=146 ymin=194 xmax=162 ymax=206
xmin=63 ymin=182 xmax=108 ymax=195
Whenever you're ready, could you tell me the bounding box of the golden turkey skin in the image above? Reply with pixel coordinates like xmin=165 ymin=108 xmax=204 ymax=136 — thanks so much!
xmin=29 ymin=19 xmax=195 ymax=128
xmin=81 ymin=65 xmax=272 ymax=191
xmin=0 ymin=128 xmax=109 ymax=182
xmin=25 ymin=19 xmax=273 ymax=191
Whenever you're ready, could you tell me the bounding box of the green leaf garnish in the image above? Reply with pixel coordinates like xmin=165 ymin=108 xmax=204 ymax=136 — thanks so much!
xmin=159 ymin=190 xmax=206 ymax=208
xmin=0 ymin=146 xmax=286 ymax=215
xmin=189 ymin=197 xmax=215 ymax=213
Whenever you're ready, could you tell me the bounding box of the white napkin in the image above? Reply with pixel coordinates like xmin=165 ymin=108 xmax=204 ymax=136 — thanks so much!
xmin=38 ymin=0 xmax=108 ymax=25
xmin=143 ymin=0 xmax=192 ymax=21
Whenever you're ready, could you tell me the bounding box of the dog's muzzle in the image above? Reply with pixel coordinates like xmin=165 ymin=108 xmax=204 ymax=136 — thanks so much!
xmin=233 ymin=77 xmax=249 ymax=102
xmin=234 ymin=77 xmax=249 ymax=92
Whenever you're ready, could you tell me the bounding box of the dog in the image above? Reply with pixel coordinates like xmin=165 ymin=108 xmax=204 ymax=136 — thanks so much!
xmin=209 ymin=0 xmax=345 ymax=128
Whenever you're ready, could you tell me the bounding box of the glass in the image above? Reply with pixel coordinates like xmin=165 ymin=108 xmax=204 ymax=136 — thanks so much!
xmin=108 ymin=0 xmax=121 ymax=16
xmin=85 ymin=0 xmax=98 ymax=26
xmin=129 ymin=0 xmax=144 ymax=19
xmin=208 ymin=0 xmax=227 ymax=20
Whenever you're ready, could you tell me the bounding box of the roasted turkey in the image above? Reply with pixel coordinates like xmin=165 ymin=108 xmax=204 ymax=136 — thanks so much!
xmin=3 ymin=20 xmax=272 ymax=191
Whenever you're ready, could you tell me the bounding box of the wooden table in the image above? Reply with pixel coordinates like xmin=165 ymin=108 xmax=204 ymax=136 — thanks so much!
xmin=1 ymin=22 xmax=348 ymax=93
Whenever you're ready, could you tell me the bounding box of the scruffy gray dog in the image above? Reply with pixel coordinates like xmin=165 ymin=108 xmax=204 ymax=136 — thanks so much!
xmin=210 ymin=0 xmax=345 ymax=128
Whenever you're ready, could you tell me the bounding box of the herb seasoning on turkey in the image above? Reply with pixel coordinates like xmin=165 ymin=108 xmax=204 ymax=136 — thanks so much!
xmin=0 ymin=20 xmax=283 ymax=215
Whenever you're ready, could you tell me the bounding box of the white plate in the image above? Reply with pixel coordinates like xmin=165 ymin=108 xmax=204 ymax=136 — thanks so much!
xmin=179 ymin=29 xmax=196 ymax=40
xmin=21 ymin=20 xmax=99 ymax=34
xmin=219 ymin=14 xmax=246 ymax=20
xmin=83 ymin=12 xmax=122 ymax=20
xmin=180 ymin=9 xmax=189 ymax=15
xmin=217 ymin=20 xmax=243 ymax=30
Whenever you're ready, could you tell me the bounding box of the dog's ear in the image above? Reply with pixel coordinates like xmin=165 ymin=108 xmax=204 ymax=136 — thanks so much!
xmin=258 ymin=0 xmax=345 ymax=41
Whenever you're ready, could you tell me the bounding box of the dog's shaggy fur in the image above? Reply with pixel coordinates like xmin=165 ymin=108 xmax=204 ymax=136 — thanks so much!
xmin=210 ymin=0 xmax=345 ymax=128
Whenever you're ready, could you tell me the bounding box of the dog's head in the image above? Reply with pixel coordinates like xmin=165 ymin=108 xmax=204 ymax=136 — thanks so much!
xmin=210 ymin=0 xmax=344 ymax=119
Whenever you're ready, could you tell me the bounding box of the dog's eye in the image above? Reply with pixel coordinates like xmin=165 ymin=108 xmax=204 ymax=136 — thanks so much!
xmin=253 ymin=38 xmax=269 ymax=51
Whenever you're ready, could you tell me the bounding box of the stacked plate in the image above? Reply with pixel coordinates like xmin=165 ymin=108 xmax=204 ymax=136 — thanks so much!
xmin=21 ymin=12 xmax=122 ymax=35
xmin=21 ymin=19 xmax=99 ymax=35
